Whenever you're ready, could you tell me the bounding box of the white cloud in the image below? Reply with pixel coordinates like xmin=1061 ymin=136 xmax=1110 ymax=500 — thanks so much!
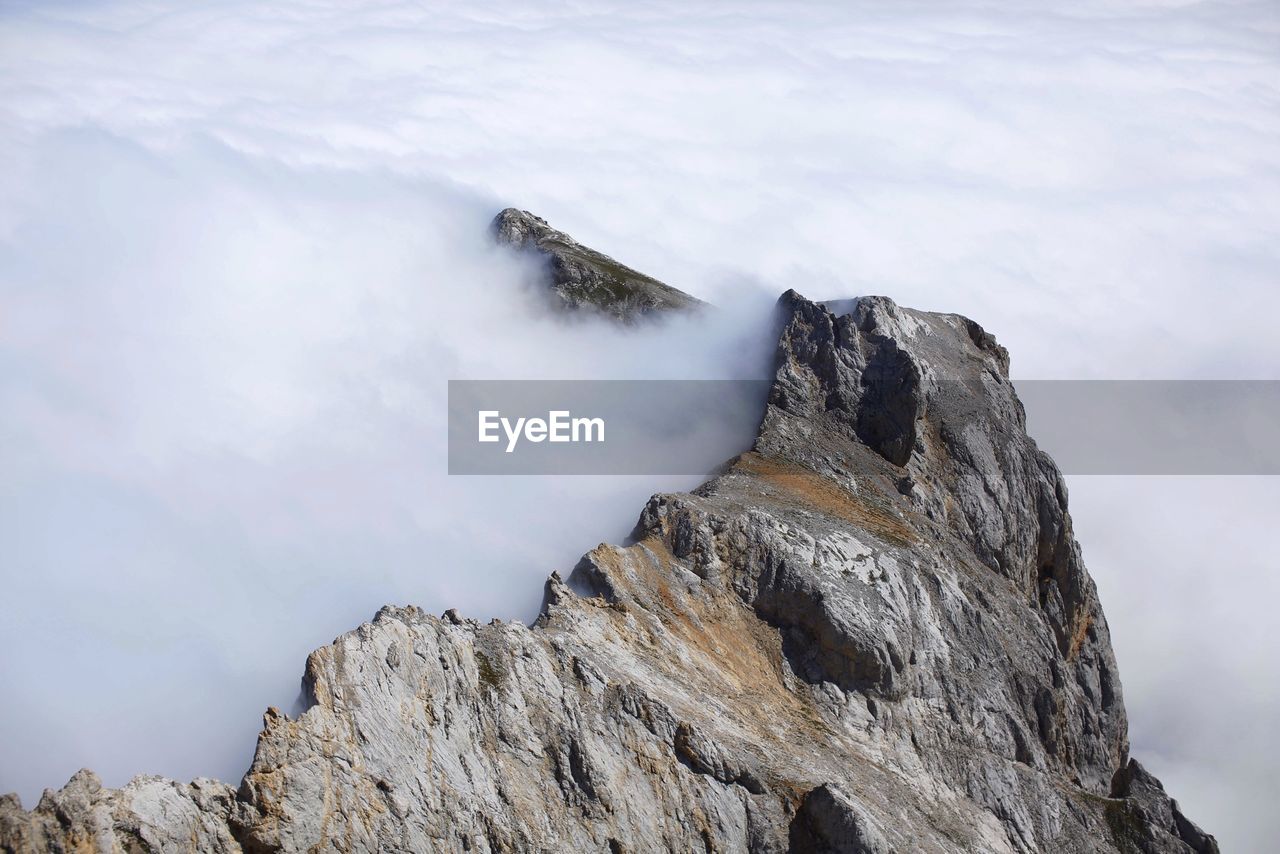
xmin=0 ymin=127 xmax=775 ymax=802
xmin=1068 ymin=476 xmax=1280 ymax=852
xmin=1 ymin=0 xmax=1277 ymax=847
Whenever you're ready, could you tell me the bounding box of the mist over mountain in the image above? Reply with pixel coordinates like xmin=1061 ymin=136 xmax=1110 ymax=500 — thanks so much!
xmin=2 ymin=1 xmax=1278 ymax=849
xmin=0 ymin=219 xmax=1218 ymax=853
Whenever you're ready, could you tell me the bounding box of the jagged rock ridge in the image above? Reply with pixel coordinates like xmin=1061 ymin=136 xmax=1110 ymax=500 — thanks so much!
xmin=491 ymin=208 xmax=703 ymax=320
xmin=0 ymin=265 xmax=1215 ymax=852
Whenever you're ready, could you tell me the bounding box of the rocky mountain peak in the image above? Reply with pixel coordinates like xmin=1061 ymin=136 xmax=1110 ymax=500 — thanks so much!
xmin=491 ymin=207 xmax=563 ymax=248
xmin=491 ymin=208 xmax=703 ymax=321
xmin=0 ymin=231 xmax=1215 ymax=853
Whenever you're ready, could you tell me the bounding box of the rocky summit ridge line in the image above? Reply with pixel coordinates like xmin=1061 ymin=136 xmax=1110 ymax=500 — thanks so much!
xmin=0 ymin=219 xmax=1215 ymax=853
xmin=491 ymin=208 xmax=704 ymax=321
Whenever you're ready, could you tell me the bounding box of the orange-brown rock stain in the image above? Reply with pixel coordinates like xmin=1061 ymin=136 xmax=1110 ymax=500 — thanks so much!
xmin=733 ymin=452 xmax=916 ymax=547
xmin=585 ymin=536 xmax=836 ymax=785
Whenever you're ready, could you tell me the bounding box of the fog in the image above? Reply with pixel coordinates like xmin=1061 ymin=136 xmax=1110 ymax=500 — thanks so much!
xmin=0 ymin=132 xmax=778 ymax=799
xmin=2 ymin=1 xmax=1277 ymax=848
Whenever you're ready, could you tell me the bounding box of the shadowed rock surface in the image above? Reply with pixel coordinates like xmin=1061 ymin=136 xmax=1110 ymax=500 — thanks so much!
xmin=491 ymin=208 xmax=703 ymax=320
xmin=0 ymin=281 xmax=1215 ymax=852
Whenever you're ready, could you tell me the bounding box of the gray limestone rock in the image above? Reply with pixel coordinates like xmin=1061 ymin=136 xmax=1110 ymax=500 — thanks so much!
xmin=491 ymin=208 xmax=704 ymax=321
xmin=0 ymin=282 xmax=1215 ymax=853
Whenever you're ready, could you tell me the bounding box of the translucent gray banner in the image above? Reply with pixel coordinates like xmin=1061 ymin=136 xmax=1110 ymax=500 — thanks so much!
xmin=1016 ymin=380 xmax=1280 ymax=475
xmin=447 ymin=380 xmax=1280 ymax=475
xmin=447 ymin=380 xmax=768 ymax=475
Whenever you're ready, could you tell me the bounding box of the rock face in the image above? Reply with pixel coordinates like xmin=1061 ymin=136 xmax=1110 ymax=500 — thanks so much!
xmin=491 ymin=208 xmax=703 ymax=320
xmin=0 ymin=284 xmax=1216 ymax=852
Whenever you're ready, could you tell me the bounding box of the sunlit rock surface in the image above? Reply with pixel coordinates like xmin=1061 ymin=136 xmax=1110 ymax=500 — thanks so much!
xmin=0 ymin=274 xmax=1215 ymax=852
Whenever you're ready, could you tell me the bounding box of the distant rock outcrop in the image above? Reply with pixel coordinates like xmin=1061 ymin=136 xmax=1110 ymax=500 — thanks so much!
xmin=491 ymin=208 xmax=703 ymax=320
xmin=0 ymin=228 xmax=1215 ymax=852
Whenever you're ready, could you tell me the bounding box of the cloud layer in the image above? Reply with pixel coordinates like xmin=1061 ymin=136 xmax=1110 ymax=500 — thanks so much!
xmin=0 ymin=129 xmax=777 ymax=803
xmin=1 ymin=1 xmax=1277 ymax=848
